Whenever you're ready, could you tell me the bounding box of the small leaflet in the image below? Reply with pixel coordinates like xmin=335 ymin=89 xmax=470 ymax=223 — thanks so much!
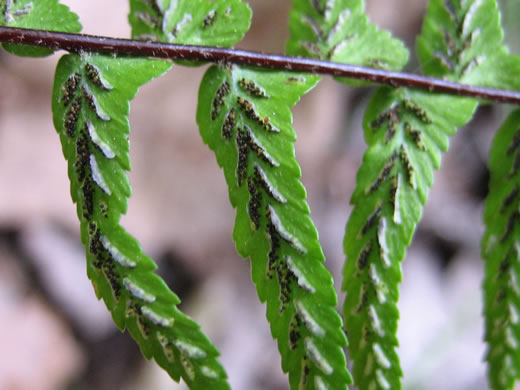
xmin=89 ymin=154 xmax=111 ymax=195
xmin=87 ymin=121 xmax=115 ymax=159
xmin=141 ymin=305 xmax=173 ymax=327
xmin=156 ymin=331 xmax=175 ymax=363
xmin=1 ymin=0 xmax=82 ymax=57
xmin=201 ymin=365 xmax=219 ymax=379
xmin=368 ymin=305 xmax=384 ymax=337
xmin=181 ymin=354 xmax=196 ymax=381
xmin=247 ymin=127 xmax=280 ymax=167
xmin=174 ymin=339 xmax=207 ymax=359
xmin=373 ymin=343 xmax=391 ymax=369
xmin=100 ymin=235 xmax=136 ymax=268
xmin=461 ymin=0 xmax=484 ymax=38
xmin=54 ymin=53 xmax=232 ymax=388
xmin=197 ymin=64 xmax=350 ymax=389
xmin=376 ymin=369 xmax=391 ymax=390
xmin=314 ymin=376 xmax=328 ymax=390
xmin=267 ymin=205 xmax=306 ymax=254
xmin=287 ymin=256 xmax=315 ymax=293
xmin=295 ymin=299 xmax=325 ymax=337
xmin=254 ymin=164 xmax=287 ymax=204
xmin=123 ymin=277 xmax=156 ymax=303
xmin=369 ymin=264 xmax=387 ymax=304
xmin=82 ymin=83 xmax=111 ymax=121
xmin=304 ymin=337 xmax=333 ymax=376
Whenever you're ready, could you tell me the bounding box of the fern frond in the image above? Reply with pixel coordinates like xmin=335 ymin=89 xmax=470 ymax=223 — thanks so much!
xmin=128 ymin=0 xmax=251 ymax=47
xmin=52 ymin=54 xmax=231 ymax=390
xmin=287 ymin=0 xmax=408 ymax=85
xmin=483 ymin=109 xmax=520 ymax=390
xmin=0 ymin=0 xmax=80 ymax=56
xmin=417 ymin=0 xmax=504 ymax=82
xmin=197 ymin=65 xmax=352 ymax=390
xmin=344 ymin=88 xmax=476 ymax=390
xmin=342 ymin=1 xmax=509 ymax=389
xmin=417 ymin=1 xmax=520 ymax=388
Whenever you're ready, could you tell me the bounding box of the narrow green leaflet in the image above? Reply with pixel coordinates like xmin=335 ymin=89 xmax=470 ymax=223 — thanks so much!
xmin=343 ymin=88 xmax=476 ymax=390
xmin=52 ymin=54 xmax=231 ymax=390
xmin=342 ymin=1 xmax=507 ymax=389
xmin=465 ymin=53 xmax=520 ymax=92
xmin=416 ymin=0 xmax=507 ymax=86
xmin=286 ymin=0 xmax=408 ymax=85
xmin=418 ymin=0 xmax=520 ymax=387
xmin=482 ymin=109 xmax=520 ymax=390
xmin=128 ymin=0 xmax=251 ymax=47
xmin=197 ymin=65 xmax=352 ymax=390
xmin=0 ymin=0 xmax=81 ymax=57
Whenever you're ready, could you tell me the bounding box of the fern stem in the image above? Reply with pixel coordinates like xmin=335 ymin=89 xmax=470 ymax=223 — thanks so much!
xmin=1 ymin=26 xmax=520 ymax=104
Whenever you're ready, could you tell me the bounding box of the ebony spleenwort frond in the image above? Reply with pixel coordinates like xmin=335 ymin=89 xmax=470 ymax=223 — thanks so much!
xmin=343 ymin=88 xmax=476 ymax=390
xmin=483 ymin=109 xmax=520 ymax=390
xmin=3 ymin=0 xmax=520 ymax=388
xmin=197 ymin=65 xmax=352 ymax=390
xmin=416 ymin=0 xmax=520 ymax=91
xmin=287 ymin=0 xmax=408 ymax=86
xmin=52 ymin=54 xmax=232 ymax=390
xmin=128 ymin=0 xmax=251 ymax=47
xmin=419 ymin=1 xmax=520 ymax=387
xmin=0 ymin=0 xmax=80 ymax=56
xmin=342 ymin=1 xmax=509 ymax=389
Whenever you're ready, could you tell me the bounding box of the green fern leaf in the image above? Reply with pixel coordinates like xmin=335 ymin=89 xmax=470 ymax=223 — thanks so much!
xmin=343 ymin=1 xmax=508 ymax=389
xmin=286 ymin=0 xmax=408 ymax=85
xmin=52 ymin=54 xmax=231 ymax=390
xmin=482 ymin=109 xmax=520 ymax=390
xmin=197 ymin=65 xmax=352 ymax=390
xmin=0 ymin=0 xmax=81 ymax=57
xmin=419 ymin=0 xmax=520 ymax=387
xmin=465 ymin=53 xmax=520 ymax=91
xmin=416 ymin=0 xmax=506 ymax=84
xmin=128 ymin=0 xmax=251 ymax=47
xmin=344 ymin=88 xmax=476 ymax=390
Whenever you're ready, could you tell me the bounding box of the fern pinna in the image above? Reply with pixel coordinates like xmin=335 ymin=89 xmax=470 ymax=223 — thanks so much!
xmin=50 ymin=0 xmax=255 ymax=389
xmin=52 ymin=53 xmax=236 ymax=388
xmin=128 ymin=0 xmax=251 ymax=47
xmin=342 ymin=0 xmax=512 ymax=389
xmin=2 ymin=0 xmax=520 ymax=389
xmin=0 ymin=0 xmax=80 ymax=56
xmin=483 ymin=109 xmax=520 ymax=390
xmin=197 ymin=65 xmax=352 ymax=390
xmin=286 ymin=0 xmax=408 ymax=77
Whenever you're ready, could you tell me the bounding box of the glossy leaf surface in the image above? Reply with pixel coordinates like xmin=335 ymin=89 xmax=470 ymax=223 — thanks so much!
xmin=128 ymin=0 xmax=251 ymax=48
xmin=0 ymin=0 xmax=81 ymax=56
xmin=198 ymin=65 xmax=352 ymax=390
xmin=483 ymin=109 xmax=520 ymax=390
xmin=52 ymin=54 xmax=231 ymax=390
xmin=342 ymin=1 xmax=509 ymax=388
xmin=287 ymin=0 xmax=408 ymax=85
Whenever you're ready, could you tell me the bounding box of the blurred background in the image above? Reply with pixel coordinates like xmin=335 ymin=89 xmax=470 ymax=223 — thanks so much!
xmin=1 ymin=0 xmax=519 ymax=389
